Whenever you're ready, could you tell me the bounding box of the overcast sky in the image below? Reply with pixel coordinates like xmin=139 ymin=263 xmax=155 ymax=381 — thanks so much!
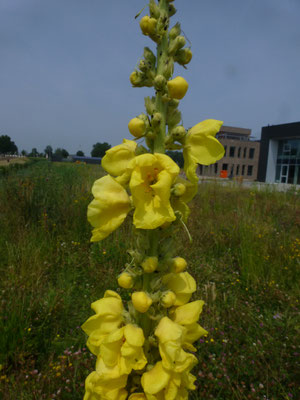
xmin=0 ymin=0 xmax=299 ymax=155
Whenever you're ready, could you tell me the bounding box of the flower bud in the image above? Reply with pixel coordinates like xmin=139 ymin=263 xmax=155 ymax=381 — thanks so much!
xmin=161 ymin=291 xmax=177 ymax=308
xmin=167 ymin=76 xmax=188 ymax=100
xmin=174 ymin=48 xmax=193 ymax=65
xmin=168 ymin=4 xmax=177 ymax=17
xmin=139 ymin=60 xmax=148 ymax=72
xmin=141 ymin=256 xmax=158 ymax=273
xmin=130 ymin=71 xmax=143 ymax=87
xmin=169 ymin=22 xmax=181 ymax=40
xmin=168 ymin=35 xmax=186 ymax=56
xmin=162 ymin=58 xmax=174 ymax=80
xmin=154 ymin=74 xmax=166 ymax=91
xmin=149 ymin=0 xmax=160 ymax=19
xmin=140 ymin=15 xmax=157 ymax=36
xmin=170 ymin=257 xmax=187 ymax=273
xmin=152 ymin=112 xmax=162 ymax=127
xmin=173 ymin=183 xmax=186 ymax=197
xmin=144 ymin=96 xmax=156 ymax=115
xmin=118 ymin=272 xmax=134 ymax=289
xmin=144 ymin=47 xmax=156 ymax=66
xmin=146 ymin=131 xmax=157 ymax=140
xmin=128 ymin=118 xmax=146 ymax=138
xmin=132 ymin=292 xmax=153 ymax=313
xmin=171 ymin=125 xmax=186 ymax=140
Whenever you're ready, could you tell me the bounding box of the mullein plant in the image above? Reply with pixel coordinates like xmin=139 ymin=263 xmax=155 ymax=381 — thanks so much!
xmin=82 ymin=1 xmax=224 ymax=399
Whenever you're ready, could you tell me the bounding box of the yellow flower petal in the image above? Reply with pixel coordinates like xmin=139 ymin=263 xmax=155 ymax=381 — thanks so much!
xmin=141 ymin=362 xmax=170 ymax=395
xmin=101 ymin=139 xmax=137 ymax=177
xmin=183 ymin=119 xmax=224 ymax=182
xmin=87 ymin=175 xmax=131 ymax=241
xmin=163 ymin=272 xmax=196 ymax=305
xmin=172 ymin=300 xmax=204 ymax=325
xmin=123 ymin=324 xmax=145 ymax=347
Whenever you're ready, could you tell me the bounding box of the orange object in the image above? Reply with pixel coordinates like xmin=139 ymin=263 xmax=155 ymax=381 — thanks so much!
xmin=220 ymin=170 xmax=228 ymax=178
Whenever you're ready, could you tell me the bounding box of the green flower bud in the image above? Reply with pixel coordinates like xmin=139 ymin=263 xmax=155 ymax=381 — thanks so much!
xmin=168 ymin=4 xmax=177 ymax=17
xmin=146 ymin=131 xmax=157 ymax=140
xmin=167 ymin=109 xmax=182 ymax=128
xmin=174 ymin=48 xmax=193 ymax=65
xmin=171 ymin=125 xmax=186 ymax=140
xmin=154 ymin=74 xmax=166 ymax=91
xmin=162 ymin=58 xmax=174 ymax=80
xmin=169 ymin=22 xmax=181 ymax=40
xmin=143 ymin=47 xmax=156 ymax=66
xmin=139 ymin=60 xmax=148 ymax=72
xmin=144 ymin=96 xmax=156 ymax=115
xmin=168 ymin=35 xmax=186 ymax=56
xmin=152 ymin=112 xmax=162 ymax=127
xmin=168 ymin=99 xmax=180 ymax=110
xmin=149 ymin=0 xmax=160 ymax=19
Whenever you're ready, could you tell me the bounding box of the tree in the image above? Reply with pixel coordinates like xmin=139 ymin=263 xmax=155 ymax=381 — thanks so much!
xmin=29 ymin=148 xmax=39 ymax=157
xmin=166 ymin=150 xmax=184 ymax=168
xmin=0 ymin=135 xmax=18 ymax=154
xmin=54 ymin=148 xmax=69 ymax=160
xmin=44 ymin=145 xmax=53 ymax=158
xmin=21 ymin=150 xmax=28 ymax=156
xmin=91 ymin=142 xmax=111 ymax=158
xmin=76 ymin=150 xmax=85 ymax=156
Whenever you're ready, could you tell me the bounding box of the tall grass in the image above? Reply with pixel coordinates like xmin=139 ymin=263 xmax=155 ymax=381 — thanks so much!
xmin=0 ymin=161 xmax=299 ymax=399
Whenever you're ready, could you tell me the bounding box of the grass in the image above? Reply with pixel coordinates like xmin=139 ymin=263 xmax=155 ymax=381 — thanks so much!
xmin=0 ymin=161 xmax=299 ymax=399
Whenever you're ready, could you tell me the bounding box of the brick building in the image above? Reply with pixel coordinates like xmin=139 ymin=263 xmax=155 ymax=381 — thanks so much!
xmin=197 ymin=125 xmax=260 ymax=180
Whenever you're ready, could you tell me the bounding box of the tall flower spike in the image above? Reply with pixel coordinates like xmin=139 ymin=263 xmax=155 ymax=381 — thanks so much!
xmin=83 ymin=1 xmax=224 ymax=398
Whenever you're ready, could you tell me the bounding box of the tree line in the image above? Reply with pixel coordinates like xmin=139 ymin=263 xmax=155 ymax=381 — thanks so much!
xmin=0 ymin=135 xmax=184 ymax=167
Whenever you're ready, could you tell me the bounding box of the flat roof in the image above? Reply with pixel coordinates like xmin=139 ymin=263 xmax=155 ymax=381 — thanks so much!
xmin=220 ymin=125 xmax=251 ymax=136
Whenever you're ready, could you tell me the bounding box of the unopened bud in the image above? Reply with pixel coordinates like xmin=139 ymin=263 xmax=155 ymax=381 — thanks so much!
xmin=168 ymin=4 xmax=177 ymax=17
xmin=149 ymin=0 xmax=160 ymax=19
xmin=141 ymin=256 xmax=158 ymax=273
xmin=152 ymin=112 xmax=162 ymax=127
xmin=162 ymin=58 xmax=174 ymax=80
xmin=146 ymin=130 xmax=157 ymax=140
xmin=128 ymin=117 xmax=146 ymax=138
xmin=140 ymin=15 xmax=157 ymax=36
xmin=175 ymin=48 xmax=193 ymax=65
xmin=161 ymin=291 xmax=177 ymax=308
xmin=170 ymin=257 xmax=187 ymax=273
xmin=132 ymin=292 xmax=153 ymax=313
xmin=130 ymin=71 xmax=143 ymax=87
xmin=169 ymin=35 xmax=186 ymax=56
xmin=118 ymin=272 xmax=134 ymax=289
xmin=169 ymin=23 xmax=181 ymax=40
xmin=173 ymin=183 xmax=186 ymax=197
xmin=167 ymin=76 xmax=188 ymax=100
xmin=154 ymin=74 xmax=166 ymax=90
xmin=171 ymin=125 xmax=186 ymax=140
xmin=144 ymin=47 xmax=156 ymax=66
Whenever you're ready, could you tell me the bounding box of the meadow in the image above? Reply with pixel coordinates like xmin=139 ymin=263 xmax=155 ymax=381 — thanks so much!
xmin=0 ymin=160 xmax=299 ymax=400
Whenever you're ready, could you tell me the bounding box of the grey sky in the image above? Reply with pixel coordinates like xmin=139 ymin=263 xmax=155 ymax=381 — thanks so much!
xmin=0 ymin=0 xmax=299 ymax=155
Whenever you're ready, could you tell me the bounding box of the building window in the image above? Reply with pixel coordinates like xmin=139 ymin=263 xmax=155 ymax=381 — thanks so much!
xmin=249 ymin=148 xmax=255 ymax=159
xmin=236 ymin=165 xmax=239 ymax=175
xmin=224 ymin=146 xmax=227 ymax=157
xmin=199 ymin=165 xmax=203 ymax=175
xmin=214 ymin=163 xmax=218 ymax=174
xmin=222 ymin=163 xmax=228 ymax=171
xmin=247 ymin=165 xmax=253 ymax=176
xmin=243 ymin=148 xmax=247 ymax=158
xmin=229 ymin=146 xmax=235 ymax=157
xmin=242 ymin=165 xmax=245 ymax=175
xmin=238 ymin=147 xmax=241 ymax=158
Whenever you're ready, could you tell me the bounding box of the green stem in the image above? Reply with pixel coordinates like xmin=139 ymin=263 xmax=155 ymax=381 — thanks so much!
xmin=153 ymin=0 xmax=169 ymax=154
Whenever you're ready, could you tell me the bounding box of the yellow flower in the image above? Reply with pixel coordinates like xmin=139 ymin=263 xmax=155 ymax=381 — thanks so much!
xmin=128 ymin=394 xmax=147 ymax=400
xmin=87 ymin=175 xmax=131 ymax=241
xmin=101 ymin=139 xmax=137 ymax=180
xmin=155 ymin=317 xmax=197 ymax=373
xmin=118 ymin=272 xmax=134 ymax=289
xmin=171 ymin=300 xmax=208 ymax=351
xmin=161 ymin=291 xmax=177 ymax=308
xmin=141 ymin=361 xmax=196 ymax=400
xmin=84 ymin=368 xmax=128 ymax=400
xmin=167 ymin=76 xmax=189 ymax=100
xmin=162 ymin=272 xmax=196 ymax=306
xmin=129 ymin=153 xmax=179 ymax=229
xmin=100 ymin=324 xmax=147 ymax=375
xmin=141 ymin=256 xmax=158 ymax=273
xmin=81 ymin=290 xmax=123 ymax=356
xmin=183 ymin=119 xmax=224 ymax=183
xmin=128 ymin=118 xmax=146 ymax=138
xmin=132 ymin=291 xmax=153 ymax=313
xmin=171 ymin=177 xmax=198 ymax=222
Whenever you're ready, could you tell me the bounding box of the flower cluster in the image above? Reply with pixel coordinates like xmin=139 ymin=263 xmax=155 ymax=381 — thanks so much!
xmin=82 ymin=1 xmax=224 ymax=399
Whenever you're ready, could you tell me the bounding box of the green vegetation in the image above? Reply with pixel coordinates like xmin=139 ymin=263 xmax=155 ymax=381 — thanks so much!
xmin=0 ymin=161 xmax=299 ymax=399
